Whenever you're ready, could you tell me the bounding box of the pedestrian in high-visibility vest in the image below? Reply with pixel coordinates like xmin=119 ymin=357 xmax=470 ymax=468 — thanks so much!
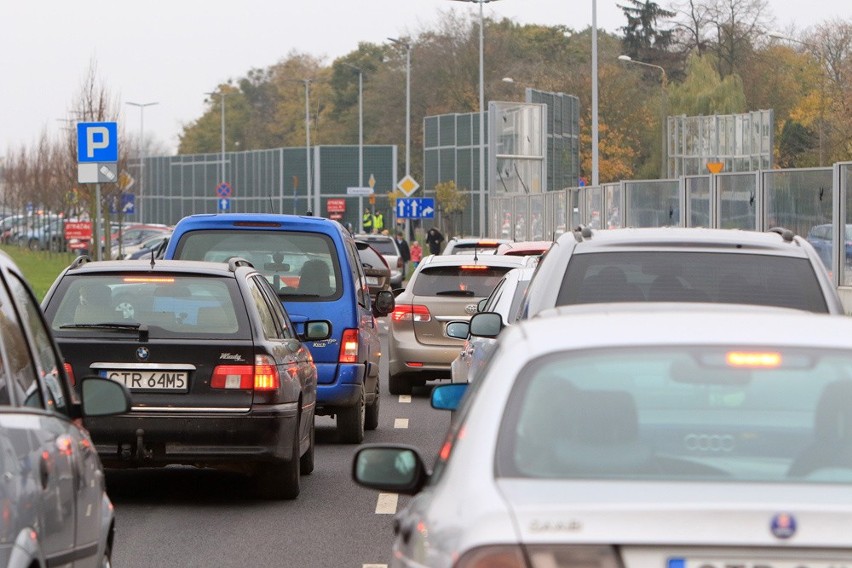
xmin=362 ymin=208 xmax=373 ymax=234
xmin=373 ymin=211 xmax=384 ymax=234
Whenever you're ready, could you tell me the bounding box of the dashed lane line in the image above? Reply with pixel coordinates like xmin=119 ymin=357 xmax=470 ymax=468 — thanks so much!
xmin=398 ymin=395 xmax=412 ymax=403
xmin=394 ymin=418 xmax=409 ymax=429
xmin=375 ymin=492 xmax=399 ymax=514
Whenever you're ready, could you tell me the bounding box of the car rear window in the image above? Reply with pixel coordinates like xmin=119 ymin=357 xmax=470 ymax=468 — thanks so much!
xmin=357 ymin=243 xmax=388 ymax=270
xmin=362 ymin=239 xmax=397 ymax=256
xmin=413 ymin=265 xmax=513 ymax=297
xmin=497 ymin=345 xmax=852 ymax=484
xmin=172 ymin=230 xmax=342 ymax=301
xmin=47 ymin=275 xmax=245 ymax=337
xmin=449 ymin=243 xmax=500 ymax=255
xmin=555 ymin=251 xmax=829 ymax=313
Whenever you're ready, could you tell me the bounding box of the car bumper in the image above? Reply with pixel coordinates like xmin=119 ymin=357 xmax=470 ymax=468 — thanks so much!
xmin=389 ymin=332 xmax=460 ymax=377
xmin=85 ymin=403 xmax=299 ymax=466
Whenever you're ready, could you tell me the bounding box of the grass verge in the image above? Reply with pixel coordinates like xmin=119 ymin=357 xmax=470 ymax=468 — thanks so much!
xmin=0 ymin=245 xmax=77 ymax=301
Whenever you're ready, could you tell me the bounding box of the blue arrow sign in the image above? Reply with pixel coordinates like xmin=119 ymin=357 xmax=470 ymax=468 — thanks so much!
xmin=397 ymin=198 xmax=435 ymax=219
xmin=219 ymin=198 xmax=230 ymax=211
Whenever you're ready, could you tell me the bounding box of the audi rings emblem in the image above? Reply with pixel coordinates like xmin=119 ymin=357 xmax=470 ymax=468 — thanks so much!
xmin=465 ymin=304 xmax=478 ymax=315
xmin=136 ymin=347 xmax=150 ymax=361
xmin=684 ymin=434 xmax=735 ymax=452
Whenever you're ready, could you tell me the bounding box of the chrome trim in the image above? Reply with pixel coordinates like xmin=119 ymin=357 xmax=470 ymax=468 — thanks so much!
xmin=90 ymin=363 xmax=197 ymax=370
xmin=130 ymin=406 xmax=250 ymax=413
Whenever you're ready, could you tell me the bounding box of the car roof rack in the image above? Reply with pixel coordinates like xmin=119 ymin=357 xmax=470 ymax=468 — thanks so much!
xmin=766 ymin=227 xmax=795 ymax=243
xmin=572 ymin=225 xmax=593 ymax=242
xmin=227 ymin=257 xmax=254 ymax=272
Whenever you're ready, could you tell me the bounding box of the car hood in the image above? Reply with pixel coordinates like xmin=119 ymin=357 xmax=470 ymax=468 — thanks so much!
xmin=497 ymin=479 xmax=852 ymax=546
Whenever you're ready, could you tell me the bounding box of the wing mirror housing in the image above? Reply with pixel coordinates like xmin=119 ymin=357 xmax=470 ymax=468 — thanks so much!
xmin=469 ymin=312 xmax=503 ymax=338
xmin=373 ymin=290 xmax=395 ymax=317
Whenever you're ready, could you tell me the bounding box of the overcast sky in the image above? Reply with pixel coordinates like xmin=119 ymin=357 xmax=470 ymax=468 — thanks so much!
xmin=1 ymin=0 xmax=847 ymax=158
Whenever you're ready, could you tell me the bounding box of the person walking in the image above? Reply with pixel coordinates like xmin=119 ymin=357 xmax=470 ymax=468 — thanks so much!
xmin=372 ymin=210 xmax=385 ymax=234
xmin=426 ymin=227 xmax=445 ymax=255
xmin=362 ymin=208 xmax=374 ymax=234
xmin=395 ymin=231 xmax=411 ymax=278
xmin=409 ymin=240 xmax=422 ymax=270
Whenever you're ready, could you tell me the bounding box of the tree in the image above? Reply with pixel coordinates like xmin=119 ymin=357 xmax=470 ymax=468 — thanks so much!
xmin=778 ymin=120 xmax=816 ymax=168
xmin=434 ymin=180 xmax=466 ymax=236
xmin=618 ymin=0 xmax=676 ymax=61
xmin=667 ymin=51 xmax=746 ymax=115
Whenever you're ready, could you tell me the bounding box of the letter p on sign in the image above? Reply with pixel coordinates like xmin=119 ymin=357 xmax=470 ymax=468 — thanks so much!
xmin=77 ymin=122 xmax=118 ymax=163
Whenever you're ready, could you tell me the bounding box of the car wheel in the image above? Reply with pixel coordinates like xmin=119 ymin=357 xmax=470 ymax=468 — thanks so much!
xmin=388 ymin=372 xmax=412 ymax=396
xmin=299 ymin=413 xmax=315 ymax=475
xmin=365 ymin=382 xmax=380 ymax=431
xmin=337 ymin=386 xmax=365 ymax=444
xmin=100 ymin=541 xmax=113 ymax=568
xmin=254 ymin=423 xmax=300 ymax=499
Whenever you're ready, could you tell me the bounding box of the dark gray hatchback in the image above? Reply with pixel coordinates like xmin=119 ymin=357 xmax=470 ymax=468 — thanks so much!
xmin=41 ymin=257 xmax=329 ymax=499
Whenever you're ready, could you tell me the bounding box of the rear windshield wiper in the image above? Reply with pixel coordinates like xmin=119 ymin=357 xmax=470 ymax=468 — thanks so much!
xmin=60 ymin=322 xmax=149 ymax=341
xmin=435 ymin=290 xmax=476 ymax=296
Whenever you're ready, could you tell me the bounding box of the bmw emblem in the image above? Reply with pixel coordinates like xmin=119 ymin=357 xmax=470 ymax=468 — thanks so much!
xmin=465 ymin=304 xmax=478 ymax=315
xmin=770 ymin=513 xmax=797 ymax=539
xmin=136 ymin=347 xmax=150 ymax=361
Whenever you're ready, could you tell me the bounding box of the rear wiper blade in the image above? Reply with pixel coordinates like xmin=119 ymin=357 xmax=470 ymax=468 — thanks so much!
xmin=60 ymin=322 xmax=149 ymax=341
xmin=435 ymin=290 xmax=475 ymax=296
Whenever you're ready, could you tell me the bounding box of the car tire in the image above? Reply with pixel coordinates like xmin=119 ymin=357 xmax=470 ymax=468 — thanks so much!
xmin=388 ymin=372 xmax=412 ymax=396
xmin=254 ymin=424 xmax=301 ymax=499
xmin=299 ymin=414 xmax=315 ymax=475
xmin=100 ymin=542 xmax=113 ymax=568
xmin=365 ymin=382 xmax=380 ymax=431
xmin=337 ymin=386 xmax=365 ymax=444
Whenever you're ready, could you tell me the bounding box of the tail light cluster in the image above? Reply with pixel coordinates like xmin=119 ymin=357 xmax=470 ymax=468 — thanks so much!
xmin=391 ymin=305 xmax=432 ymax=323
xmin=63 ymin=363 xmax=76 ymax=386
xmin=339 ymin=329 xmax=359 ymax=363
xmin=211 ymin=355 xmax=281 ymax=391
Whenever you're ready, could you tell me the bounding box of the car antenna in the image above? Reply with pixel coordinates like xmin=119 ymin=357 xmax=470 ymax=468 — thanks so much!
xmin=474 ymin=245 xmax=479 ymax=262
xmin=149 ymin=249 xmax=156 ymax=269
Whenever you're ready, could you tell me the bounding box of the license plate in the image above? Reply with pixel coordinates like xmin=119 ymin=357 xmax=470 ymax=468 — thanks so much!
xmin=101 ymin=370 xmax=189 ymax=392
xmin=366 ymin=276 xmax=379 ymax=285
xmin=670 ymin=558 xmax=844 ymax=568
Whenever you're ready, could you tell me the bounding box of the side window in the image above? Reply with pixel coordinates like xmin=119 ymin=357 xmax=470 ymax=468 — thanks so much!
xmin=0 ymin=276 xmax=42 ymax=408
xmin=7 ymin=273 xmax=68 ymax=413
xmin=345 ymin=241 xmax=369 ymax=308
xmin=248 ymin=276 xmax=282 ymax=340
xmin=254 ymin=276 xmax=294 ymax=339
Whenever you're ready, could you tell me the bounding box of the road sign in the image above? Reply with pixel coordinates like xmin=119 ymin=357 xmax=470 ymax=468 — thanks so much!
xmin=78 ymin=163 xmax=118 ymax=184
xmin=706 ymin=161 xmax=724 ymax=174
xmin=216 ymin=182 xmax=232 ymax=197
xmin=368 ymin=174 xmax=376 ymax=189
xmin=118 ymin=171 xmax=135 ymax=191
xmin=347 ymin=187 xmax=373 ymax=196
xmin=219 ymin=198 xmax=230 ymax=211
xmin=327 ymin=198 xmax=346 ymax=213
xmin=110 ymin=193 xmax=135 ymax=214
xmin=396 ymin=198 xmax=435 ymax=219
xmin=397 ymin=175 xmax=420 ymax=197
xmin=77 ymin=122 xmax=118 ymax=163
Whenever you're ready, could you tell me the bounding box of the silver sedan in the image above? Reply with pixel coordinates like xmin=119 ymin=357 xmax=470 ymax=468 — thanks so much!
xmin=354 ymin=305 xmax=852 ymax=567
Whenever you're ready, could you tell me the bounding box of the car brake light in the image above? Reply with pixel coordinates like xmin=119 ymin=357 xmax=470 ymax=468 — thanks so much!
xmin=455 ymin=545 xmax=526 ymax=568
xmin=339 ymin=329 xmax=359 ymax=363
xmin=63 ymin=363 xmax=76 ymax=386
xmin=726 ymin=351 xmax=781 ymax=368
xmin=461 ymin=265 xmax=489 ymax=270
xmin=211 ymin=355 xmax=281 ymax=391
xmin=122 ymin=277 xmax=175 ymax=283
xmin=253 ymin=355 xmax=281 ymax=391
xmin=391 ymin=305 xmax=432 ymax=322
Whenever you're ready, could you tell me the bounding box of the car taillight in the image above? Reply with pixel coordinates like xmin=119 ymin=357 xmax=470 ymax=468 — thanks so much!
xmin=339 ymin=329 xmax=359 ymax=363
xmin=211 ymin=355 xmax=280 ymax=391
xmin=391 ymin=305 xmax=432 ymax=322
xmin=63 ymin=363 xmax=75 ymax=386
xmin=456 ymin=545 xmax=618 ymax=568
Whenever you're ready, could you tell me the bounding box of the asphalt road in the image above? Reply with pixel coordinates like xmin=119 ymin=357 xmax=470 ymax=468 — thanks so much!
xmin=106 ymin=321 xmax=449 ymax=568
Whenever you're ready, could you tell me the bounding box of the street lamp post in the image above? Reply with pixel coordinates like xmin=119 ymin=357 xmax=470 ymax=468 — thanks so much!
xmin=126 ymin=101 xmax=158 ymax=224
xmin=205 ymin=91 xmax=227 ymax=190
xmin=592 ymin=0 xmax=599 ymax=187
xmin=343 ymin=64 xmax=365 ymax=232
xmin=618 ymin=55 xmax=668 ymax=178
xmin=287 ymin=79 xmax=313 ymax=214
xmin=388 ymin=37 xmax=412 ymax=237
xmin=450 ymin=0 xmax=500 ymax=236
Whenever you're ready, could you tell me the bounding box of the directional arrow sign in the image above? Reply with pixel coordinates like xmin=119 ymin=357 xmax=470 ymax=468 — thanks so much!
xmin=396 ymin=197 xmax=435 ymax=219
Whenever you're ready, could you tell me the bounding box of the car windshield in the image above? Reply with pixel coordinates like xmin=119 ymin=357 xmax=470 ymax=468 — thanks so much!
xmin=173 ymin=230 xmax=342 ymax=301
xmin=498 ymin=345 xmax=852 ymax=485
xmin=47 ymin=274 xmax=244 ymax=337
xmin=556 ymin=251 xmax=829 ymax=312
xmin=413 ymin=265 xmax=513 ymax=297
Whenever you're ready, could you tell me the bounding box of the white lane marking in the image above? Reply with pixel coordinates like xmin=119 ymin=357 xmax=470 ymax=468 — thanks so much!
xmin=398 ymin=395 xmax=412 ymax=403
xmin=394 ymin=418 xmax=409 ymax=429
xmin=375 ymin=492 xmax=399 ymax=514
xmin=364 ymin=565 xmax=388 ymax=568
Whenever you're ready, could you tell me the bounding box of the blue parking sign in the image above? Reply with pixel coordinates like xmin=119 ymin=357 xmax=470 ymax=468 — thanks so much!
xmin=77 ymin=122 xmax=118 ymax=163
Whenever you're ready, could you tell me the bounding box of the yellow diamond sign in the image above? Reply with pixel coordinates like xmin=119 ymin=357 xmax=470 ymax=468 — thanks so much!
xmin=397 ymin=175 xmax=420 ymax=197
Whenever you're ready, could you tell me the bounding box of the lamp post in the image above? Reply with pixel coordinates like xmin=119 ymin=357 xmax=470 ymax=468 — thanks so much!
xmin=286 ymin=79 xmax=313 ymax=214
xmin=126 ymin=101 xmax=158 ymax=224
xmin=618 ymin=55 xmax=668 ymax=178
xmin=388 ymin=37 xmax=412 ymax=237
xmin=343 ymin=64 xmax=365 ymax=231
xmin=449 ymin=0 xmax=500 ymax=236
xmin=592 ymin=0 xmax=599 ymax=187
xmin=768 ymin=32 xmax=825 ymax=166
xmin=205 ymin=91 xmax=227 ymax=189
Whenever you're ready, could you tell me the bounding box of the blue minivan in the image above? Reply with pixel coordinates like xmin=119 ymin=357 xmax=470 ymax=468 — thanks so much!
xmin=163 ymin=214 xmax=394 ymax=443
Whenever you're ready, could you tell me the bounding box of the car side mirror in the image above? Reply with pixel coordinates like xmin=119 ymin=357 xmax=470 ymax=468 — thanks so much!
xmin=373 ymin=290 xmax=395 ymax=316
xmin=476 ymin=298 xmax=488 ymax=313
xmin=303 ymin=320 xmax=332 ymax=341
xmin=445 ymin=321 xmax=470 ymax=340
xmin=351 ymin=445 xmax=428 ymax=496
xmin=431 ymin=383 xmax=468 ymax=411
xmin=80 ymin=378 xmax=131 ymax=416
xmin=469 ymin=312 xmax=503 ymax=338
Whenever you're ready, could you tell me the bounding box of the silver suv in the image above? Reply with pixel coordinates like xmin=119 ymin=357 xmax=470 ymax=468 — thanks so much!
xmin=0 ymin=250 xmax=131 ymax=567
xmin=518 ymin=227 xmax=844 ymax=318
